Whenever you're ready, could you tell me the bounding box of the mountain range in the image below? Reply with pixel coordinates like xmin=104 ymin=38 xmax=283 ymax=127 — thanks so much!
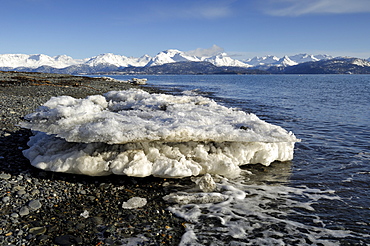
xmin=1 ymin=49 xmax=370 ymax=74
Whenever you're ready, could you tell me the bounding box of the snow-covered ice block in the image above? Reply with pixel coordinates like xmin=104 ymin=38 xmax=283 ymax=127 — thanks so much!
xmin=22 ymin=132 xmax=296 ymax=178
xmin=21 ymin=89 xmax=298 ymax=144
xmin=21 ymin=89 xmax=299 ymax=178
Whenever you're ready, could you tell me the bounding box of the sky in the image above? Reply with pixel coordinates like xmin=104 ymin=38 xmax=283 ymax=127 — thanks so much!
xmin=1 ymin=0 xmax=370 ymax=60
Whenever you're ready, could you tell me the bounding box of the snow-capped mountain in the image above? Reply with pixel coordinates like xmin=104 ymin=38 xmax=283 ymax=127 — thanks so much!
xmin=0 ymin=49 xmax=350 ymax=74
xmin=244 ymin=55 xmax=280 ymax=66
xmin=0 ymin=50 xmax=306 ymax=70
xmin=202 ymin=53 xmax=251 ymax=67
xmin=85 ymin=53 xmax=150 ymax=67
xmin=276 ymin=56 xmax=298 ymax=67
xmin=280 ymin=57 xmax=370 ymax=74
xmin=288 ymin=54 xmax=333 ymax=63
xmin=0 ymin=54 xmax=85 ymax=69
xmin=350 ymin=58 xmax=370 ymax=67
xmin=145 ymin=49 xmax=200 ymax=66
xmin=243 ymin=53 xmax=333 ymax=67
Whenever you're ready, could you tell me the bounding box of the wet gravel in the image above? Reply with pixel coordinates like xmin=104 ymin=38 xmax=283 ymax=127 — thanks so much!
xmin=0 ymin=71 xmax=189 ymax=245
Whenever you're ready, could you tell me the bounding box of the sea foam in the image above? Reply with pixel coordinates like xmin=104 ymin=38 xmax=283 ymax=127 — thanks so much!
xmin=21 ymin=89 xmax=299 ymax=178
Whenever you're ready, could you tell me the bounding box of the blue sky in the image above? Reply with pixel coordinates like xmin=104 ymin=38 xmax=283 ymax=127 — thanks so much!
xmin=1 ymin=0 xmax=370 ymax=59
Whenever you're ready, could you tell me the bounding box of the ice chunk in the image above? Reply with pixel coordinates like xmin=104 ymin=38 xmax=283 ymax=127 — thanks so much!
xmin=21 ymin=89 xmax=300 ymax=178
xmin=121 ymin=197 xmax=147 ymax=209
xmin=23 ymin=132 xmax=296 ymax=178
xmin=193 ymin=173 xmax=217 ymax=192
xmin=80 ymin=210 xmax=89 ymax=218
xmin=20 ymin=89 xmax=299 ymax=144
xmin=163 ymin=192 xmax=229 ymax=204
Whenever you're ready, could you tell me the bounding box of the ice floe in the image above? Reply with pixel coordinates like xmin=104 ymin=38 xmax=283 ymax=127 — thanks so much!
xmin=21 ymin=88 xmax=299 ymax=178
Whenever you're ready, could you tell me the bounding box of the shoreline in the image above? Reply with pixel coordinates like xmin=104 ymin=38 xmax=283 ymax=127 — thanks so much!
xmin=0 ymin=71 xmax=186 ymax=245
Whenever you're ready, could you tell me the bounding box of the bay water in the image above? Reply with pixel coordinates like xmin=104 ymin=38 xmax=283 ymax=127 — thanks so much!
xmin=107 ymin=74 xmax=369 ymax=245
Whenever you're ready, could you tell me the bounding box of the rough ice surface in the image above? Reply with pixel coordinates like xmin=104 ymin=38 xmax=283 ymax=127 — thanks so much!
xmin=163 ymin=192 xmax=229 ymax=205
xmin=121 ymin=197 xmax=147 ymax=209
xmin=21 ymin=89 xmax=299 ymax=178
xmin=192 ymin=173 xmax=217 ymax=192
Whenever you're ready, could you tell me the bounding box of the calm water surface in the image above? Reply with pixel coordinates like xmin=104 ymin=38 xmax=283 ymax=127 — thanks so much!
xmin=109 ymin=74 xmax=370 ymax=245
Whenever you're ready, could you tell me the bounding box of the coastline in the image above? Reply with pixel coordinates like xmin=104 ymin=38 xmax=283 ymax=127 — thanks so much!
xmin=0 ymin=71 xmax=186 ymax=245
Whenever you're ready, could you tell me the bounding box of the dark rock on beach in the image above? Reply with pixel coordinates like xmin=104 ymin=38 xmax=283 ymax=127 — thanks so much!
xmin=0 ymin=71 xmax=187 ymax=245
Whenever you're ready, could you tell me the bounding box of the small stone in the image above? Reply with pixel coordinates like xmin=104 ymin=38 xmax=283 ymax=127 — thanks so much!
xmin=75 ymin=223 xmax=85 ymax=230
xmin=79 ymin=190 xmax=86 ymax=195
xmin=28 ymin=199 xmax=42 ymax=210
xmin=31 ymin=189 xmax=40 ymax=196
xmin=37 ymin=234 xmax=49 ymax=242
xmin=2 ymin=196 xmax=10 ymax=203
xmin=17 ymin=230 xmax=24 ymax=236
xmin=11 ymin=213 xmax=19 ymax=218
xmin=122 ymin=197 xmax=147 ymax=209
xmin=17 ymin=190 xmax=26 ymax=196
xmin=54 ymin=234 xmax=81 ymax=245
xmin=90 ymin=216 xmax=104 ymax=225
xmin=0 ymin=173 xmax=11 ymax=180
xmin=19 ymin=206 xmax=30 ymax=216
xmin=29 ymin=227 xmax=46 ymax=235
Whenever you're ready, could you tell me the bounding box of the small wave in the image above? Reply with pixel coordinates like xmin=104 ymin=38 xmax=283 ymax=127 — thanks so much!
xmin=165 ymin=176 xmax=359 ymax=245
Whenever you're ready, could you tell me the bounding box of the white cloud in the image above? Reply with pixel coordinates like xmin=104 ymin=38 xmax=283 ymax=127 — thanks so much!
xmin=263 ymin=0 xmax=370 ymax=16
xmin=186 ymin=45 xmax=225 ymax=57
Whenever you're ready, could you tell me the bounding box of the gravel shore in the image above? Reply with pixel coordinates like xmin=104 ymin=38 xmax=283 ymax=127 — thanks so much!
xmin=0 ymin=71 xmax=188 ymax=245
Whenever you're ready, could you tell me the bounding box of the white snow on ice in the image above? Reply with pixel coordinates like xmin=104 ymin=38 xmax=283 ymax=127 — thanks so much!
xmin=21 ymin=88 xmax=299 ymax=178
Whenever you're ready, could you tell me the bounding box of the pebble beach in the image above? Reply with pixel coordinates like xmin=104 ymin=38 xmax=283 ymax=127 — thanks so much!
xmin=0 ymin=71 xmax=187 ymax=245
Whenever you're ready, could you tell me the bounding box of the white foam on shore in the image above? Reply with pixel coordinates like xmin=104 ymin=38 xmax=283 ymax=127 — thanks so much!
xmin=165 ymin=177 xmax=355 ymax=245
xmin=21 ymin=89 xmax=299 ymax=178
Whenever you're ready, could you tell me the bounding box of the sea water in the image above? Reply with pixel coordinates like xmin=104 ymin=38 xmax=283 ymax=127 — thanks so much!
xmin=105 ymin=74 xmax=370 ymax=245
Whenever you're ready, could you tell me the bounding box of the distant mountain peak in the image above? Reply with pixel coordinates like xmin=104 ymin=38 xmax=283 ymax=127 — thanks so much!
xmin=0 ymin=49 xmax=364 ymax=74
xmin=277 ymin=56 xmax=297 ymax=67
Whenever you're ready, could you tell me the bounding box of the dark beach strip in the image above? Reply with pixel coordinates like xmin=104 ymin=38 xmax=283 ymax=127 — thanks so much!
xmin=0 ymin=71 xmax=188 ymax=245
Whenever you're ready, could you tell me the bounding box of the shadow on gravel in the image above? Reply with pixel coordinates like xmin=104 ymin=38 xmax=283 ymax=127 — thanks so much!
xmin=0 ymin=129 xmax=34 ymax=176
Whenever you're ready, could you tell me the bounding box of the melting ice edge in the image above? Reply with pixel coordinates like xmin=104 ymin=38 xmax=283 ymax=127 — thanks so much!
xmin=21 ymin=89 xmax=299 ymax=178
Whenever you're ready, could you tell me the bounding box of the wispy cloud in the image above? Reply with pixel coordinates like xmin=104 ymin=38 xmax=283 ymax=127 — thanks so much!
xmin=186 ymin=45 xmax=225 ymax=57
xmin=263 ymin=0 xmax=370 ymax=16
xmin=149 ymin=0 xmax=234 ymax=20
xmin=195 ymin=5 xmax=232 ymax=19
